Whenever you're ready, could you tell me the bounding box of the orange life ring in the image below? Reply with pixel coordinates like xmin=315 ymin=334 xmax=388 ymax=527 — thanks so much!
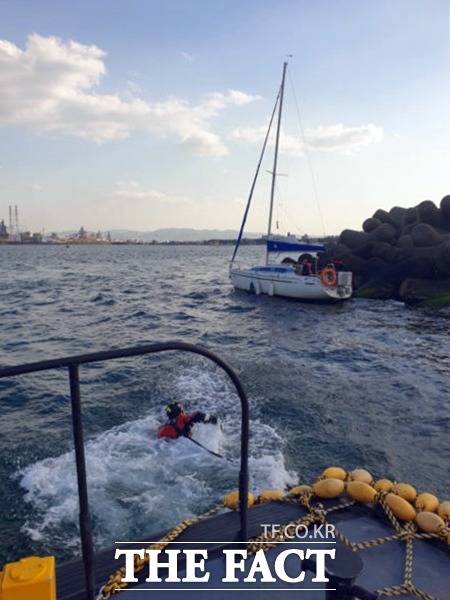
xmin=320 ymin=267 xmax=337 ymax=287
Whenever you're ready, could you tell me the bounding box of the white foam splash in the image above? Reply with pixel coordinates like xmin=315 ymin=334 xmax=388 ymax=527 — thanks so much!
xmin=18 ymin=365 xmax=297 ymax=555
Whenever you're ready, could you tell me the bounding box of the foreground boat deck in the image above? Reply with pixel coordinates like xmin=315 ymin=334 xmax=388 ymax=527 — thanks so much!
xmin=1 ymin=343 xmax=448 ymax=600
xmin=56 ymin=499 xmax=450 ymax=600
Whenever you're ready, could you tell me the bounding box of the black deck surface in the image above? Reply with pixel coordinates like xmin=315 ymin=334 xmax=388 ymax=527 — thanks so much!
xmin=56 ymin=500 xmax=450 ymax=600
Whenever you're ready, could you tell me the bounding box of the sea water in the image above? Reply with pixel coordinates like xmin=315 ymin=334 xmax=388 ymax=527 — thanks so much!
xmin=0 ymin=243 xmax=449 ymax=565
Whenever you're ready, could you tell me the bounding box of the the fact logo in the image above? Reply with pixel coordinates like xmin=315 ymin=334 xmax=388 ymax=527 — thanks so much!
xmin=114 ymin=522 xmax=336 ymax=590
xmin=115 ymin=546 xmax=335 ymax=586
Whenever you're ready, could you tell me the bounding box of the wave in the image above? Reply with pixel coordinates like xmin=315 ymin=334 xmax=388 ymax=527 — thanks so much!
xmin=17 ymin=365 xmax=296 ymax=557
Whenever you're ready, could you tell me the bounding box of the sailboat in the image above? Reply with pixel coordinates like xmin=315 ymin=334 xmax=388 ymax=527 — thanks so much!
xmin=229 ymin=62 xmax=353 ymax=302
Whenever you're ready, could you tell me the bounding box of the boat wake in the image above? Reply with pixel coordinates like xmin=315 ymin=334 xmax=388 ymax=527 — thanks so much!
xmin=16 ymin=365 xmax=297 ymax=559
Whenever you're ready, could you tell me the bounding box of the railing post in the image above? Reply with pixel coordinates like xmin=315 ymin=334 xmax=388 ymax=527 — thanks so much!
xmin=68 ymin=364 xmax=95 ymax=600
xmin=0 ymin=341 xmax=251 ymax=596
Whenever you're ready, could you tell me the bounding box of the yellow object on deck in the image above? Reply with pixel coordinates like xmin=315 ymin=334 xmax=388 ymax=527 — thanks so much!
xmin=0 ymin=556 xmax=56 ymax=600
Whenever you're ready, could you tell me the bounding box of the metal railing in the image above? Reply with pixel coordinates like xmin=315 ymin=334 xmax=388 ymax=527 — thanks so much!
xmin=0 ymin=341 xmax=250 ymax=600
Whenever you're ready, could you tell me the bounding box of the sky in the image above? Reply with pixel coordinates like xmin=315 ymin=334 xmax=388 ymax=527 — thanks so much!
xmin=1 ymin=0 xmax=449 ymax=237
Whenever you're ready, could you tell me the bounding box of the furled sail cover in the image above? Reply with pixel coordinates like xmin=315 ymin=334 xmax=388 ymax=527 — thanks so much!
xmin=266 ymin=239 xmax=326 ymax=253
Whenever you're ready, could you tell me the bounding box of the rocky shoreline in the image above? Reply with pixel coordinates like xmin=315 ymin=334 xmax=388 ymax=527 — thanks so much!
xmin=331 ymin=195 xmax=450 ymax=307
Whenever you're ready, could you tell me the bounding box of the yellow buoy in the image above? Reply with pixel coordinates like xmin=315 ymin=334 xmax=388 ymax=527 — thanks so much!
xmin=393 ymin=483 xmax=417 ymax=502
xmin=257 ymin=489 xmax=285 ymax=503
xmin=347 ymin=468 xmax=373 ymax=484
xmin=385 ymin=493 xmax=417 ymax=521
xmin=287 ymin=484 xmax=313 ymax=496
xmin=415 ymin=492 xmax=439 ymax=513
xmin=313 ymin=478 xmax=345 ymax=499
xmin=0 ymin=556 xmax=56 ymax=600
xmin=346 ymin=480 xmax=377 ymax=503
xmin=438 ymin=501 xmax=450 ymax=521
xmin=415 ymin=511 xmax=446 ymax=535
xmin=374 ymin=479 xmax=394 ymax=493
xmin=321 ymin=466 xmax=347 ymax=481
xmin=224 ymin=490 xmax=254 ymax=511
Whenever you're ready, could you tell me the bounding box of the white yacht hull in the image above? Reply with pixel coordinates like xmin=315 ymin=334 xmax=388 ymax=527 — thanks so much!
xmin=230 ymin=265 xmax=352 ymax=301
xmin=229 ymin=63 xmax=354 ymax=303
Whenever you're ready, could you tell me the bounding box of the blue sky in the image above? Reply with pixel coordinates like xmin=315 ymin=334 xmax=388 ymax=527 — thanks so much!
xmin=1 ymin=0 xmax=449 ymax=236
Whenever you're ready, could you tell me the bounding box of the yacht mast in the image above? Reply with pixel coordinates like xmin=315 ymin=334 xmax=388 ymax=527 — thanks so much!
xmin=266 ymin=61 xmax=288 ymax=263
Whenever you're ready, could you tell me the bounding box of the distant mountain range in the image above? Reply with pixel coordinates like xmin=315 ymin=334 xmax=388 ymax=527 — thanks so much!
xmin=59 ymin=228 xmax=263 ymax=243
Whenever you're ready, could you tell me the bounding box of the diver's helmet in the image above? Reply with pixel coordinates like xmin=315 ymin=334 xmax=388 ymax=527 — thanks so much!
xmin=165 ymin=402 xmax=184 ymax=419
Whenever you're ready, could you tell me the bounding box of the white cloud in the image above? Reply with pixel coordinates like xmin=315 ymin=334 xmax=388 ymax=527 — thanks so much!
xmin=0 ymin=34 xmax=380 ymax=159
xmin=0 ymin=35 xmax=105 ymax=122
xmin=306 ymin=123 xmax=383 ymax=154
xmin=0 ymin=34 xmax=259 ymax=154
xmin=231 ymin=122 xmax=383 ymax=156
xmin=112 ymin=181 xmax=193 ymax=206
xmin=231 ymin=125 xmax=302 ymax=155
xmin=179 ymin=130 xmax=227 ymax=157
xmin=181 ymin=52 xmax=195 ymax=62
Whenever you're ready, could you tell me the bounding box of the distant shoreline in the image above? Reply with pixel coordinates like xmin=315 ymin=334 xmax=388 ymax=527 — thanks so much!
xmin=0 ymin=238 xmax=267 ymax=246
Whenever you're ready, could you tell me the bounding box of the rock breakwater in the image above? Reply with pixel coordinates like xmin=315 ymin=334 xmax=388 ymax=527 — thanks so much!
xmin=332 ymin=195 xmax=450 ymax=306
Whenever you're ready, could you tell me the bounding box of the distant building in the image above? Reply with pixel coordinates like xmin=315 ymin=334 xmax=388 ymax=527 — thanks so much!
xmin=20 ymin=231 xmax=43 ymax=243
xmin=0 ymin=220 xmax=8 ymax=240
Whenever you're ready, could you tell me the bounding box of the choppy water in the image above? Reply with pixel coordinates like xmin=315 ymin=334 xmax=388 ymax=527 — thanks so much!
xmin=0 ymin=243 xmax=449 ymax=566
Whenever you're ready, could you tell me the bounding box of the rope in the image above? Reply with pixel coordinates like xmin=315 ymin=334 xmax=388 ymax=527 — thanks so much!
xmin=96 ymin=502 xmax=225 ymax=599
xmin=245 ymin=489 xmax=447 ymax=600
xmin=97 ymin=475 xmax=449 ymax=600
